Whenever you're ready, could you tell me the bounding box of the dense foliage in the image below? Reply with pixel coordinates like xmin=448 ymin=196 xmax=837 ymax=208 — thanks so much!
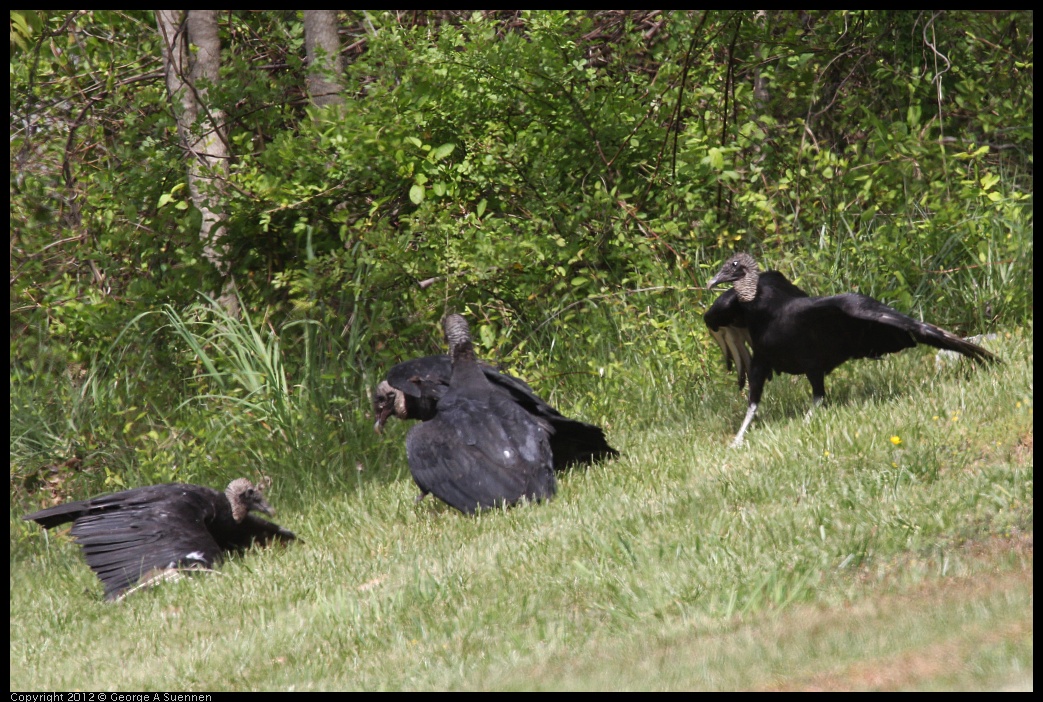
xmin=9 ymin=11 xmax=1033 ymax=491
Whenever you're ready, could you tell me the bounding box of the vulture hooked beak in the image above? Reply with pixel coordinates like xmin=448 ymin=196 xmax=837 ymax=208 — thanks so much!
xmin=372 ymin=380 xmax=400 ymax=434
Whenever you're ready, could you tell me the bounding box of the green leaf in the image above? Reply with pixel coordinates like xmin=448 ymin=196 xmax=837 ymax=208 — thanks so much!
xmin=906 ymin=105 xmax=921 ymax=128
xmin=476 ymin=199 xmax=487 ymax=218
xmin=430 ymin=143 xmax=456 ymax=162
xmin=409 ymin=183 xmax=425 ymax=205
xmin=478 ymin=324 xmax=496 ymax=349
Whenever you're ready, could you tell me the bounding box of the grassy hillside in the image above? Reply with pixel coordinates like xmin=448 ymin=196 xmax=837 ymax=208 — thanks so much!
xmin=10 ymin=325 xmax=1031 ymax=691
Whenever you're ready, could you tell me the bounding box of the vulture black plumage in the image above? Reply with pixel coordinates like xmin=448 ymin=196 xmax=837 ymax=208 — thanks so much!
xmin=704 ymin=252 xmax=1000 ymax=447
xmin=373 ymin=356 xmax=617 ymax=471
xmin=23 ymin=478 xmax=295 ymax=601
xmin=404 ymin=314 xmax=557 ymax=514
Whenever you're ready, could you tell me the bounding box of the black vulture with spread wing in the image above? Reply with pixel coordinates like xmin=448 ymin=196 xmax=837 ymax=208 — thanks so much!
xmin=374 ymin=356 xmax=617 ymax=471
xmin=23 ymin=478 xmax=295 ymax=600
xmin=403 ymin=314 xmax=557 ymax=514
xmin=704 ymin=252 xmax=999 ymax=447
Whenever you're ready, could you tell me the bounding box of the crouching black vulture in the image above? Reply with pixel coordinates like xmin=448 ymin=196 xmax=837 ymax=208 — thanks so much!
xmin=373 ymin=355 xmax=617 ymax=471
xmin=404 ymin=314 xmax=557 ymax=514
xmin=704 ymin=252 xmax=1000 ymax=447
xmin=23 ymin=478 xmax=296 ymax=601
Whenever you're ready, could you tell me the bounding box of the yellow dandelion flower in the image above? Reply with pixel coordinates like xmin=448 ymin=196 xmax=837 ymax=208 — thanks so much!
xmin=890 ymin=435 xmax=902 ymax=446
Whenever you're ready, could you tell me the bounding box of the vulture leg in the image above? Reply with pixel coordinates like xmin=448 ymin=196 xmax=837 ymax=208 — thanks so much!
xmin=804 ymin=373 xmax=827 ymax=422
xmin=732 ymin=403 xmax=758 ymax=448
xmin=732 ymin=360 xmax=771 ymax=447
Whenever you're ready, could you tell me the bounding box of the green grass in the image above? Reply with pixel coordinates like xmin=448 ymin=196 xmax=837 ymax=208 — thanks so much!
xmin=10 ymin=325 xmax=1032 ymax=691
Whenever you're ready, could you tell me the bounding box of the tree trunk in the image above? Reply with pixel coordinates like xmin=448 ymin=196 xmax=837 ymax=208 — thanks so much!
xmin=155 ymin=9 xmax=238 ymax=316
xmin=304 ymin=10 xmax=344 ymax=108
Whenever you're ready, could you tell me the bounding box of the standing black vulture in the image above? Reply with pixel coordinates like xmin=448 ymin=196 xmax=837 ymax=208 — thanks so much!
xmin=23 ymin=478 xmax=296 ymax=601
xmin=704 ymin=252 xmax=999 ymax=447
xmin=404 ymin=314 xmax=557 ymax=514
xmin=374 ymin=357 xmax=617 ymax=471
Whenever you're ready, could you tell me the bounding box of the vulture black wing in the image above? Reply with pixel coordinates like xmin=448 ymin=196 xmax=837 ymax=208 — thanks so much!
xmin=24 ymin=482 xmax=296 ymax=601
xmin=704 ymin=287 xmax=754 ymax=390
xmin=406 ymin=393 xmax=555 ymax=514
xmin=802 ymin=293 xmax=999 ymax=363
xmin=62 ymin=485 xmax=226 ymax=600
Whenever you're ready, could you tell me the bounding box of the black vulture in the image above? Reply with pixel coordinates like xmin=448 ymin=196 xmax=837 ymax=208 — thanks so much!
xmin=704 ymin=252 xmax=999 ymax=447
xmin=404 ymin=314 xmax=557 ymax=514
xmin=23 ymin=478 xmax=296 ymax=601
xmin=374 ymin=357 xmax=617 ymax=471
